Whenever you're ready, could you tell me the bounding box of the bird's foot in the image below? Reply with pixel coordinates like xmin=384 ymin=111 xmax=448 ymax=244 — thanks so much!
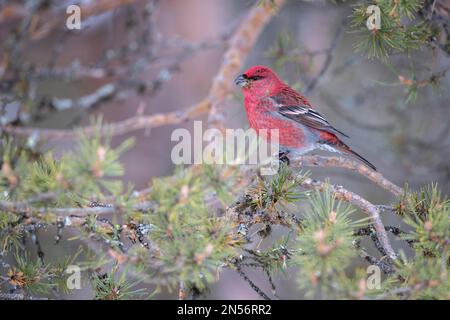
xmin=278 ymin=151 xmax=290 ymax=166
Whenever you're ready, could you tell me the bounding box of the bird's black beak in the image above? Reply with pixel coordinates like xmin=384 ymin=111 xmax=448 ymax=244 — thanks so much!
xmin=234 ymin=74 xmax=249 ymax=87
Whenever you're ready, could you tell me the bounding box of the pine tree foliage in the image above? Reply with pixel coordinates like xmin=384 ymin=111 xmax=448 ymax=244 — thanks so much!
xmin=293 ymin=190 xmax=363 ymax=298
xmin=351 ymin=0 xmax=436 ymax=59
xmin=144 ymin=168 xmax=240 ymax=291
xmin=0 ymin=127 xmax=448 ymax=299
xmin=91 ymin=265 xmax=147 ymax=300
xmin=264 ymin=1 xmax=448 ymax=103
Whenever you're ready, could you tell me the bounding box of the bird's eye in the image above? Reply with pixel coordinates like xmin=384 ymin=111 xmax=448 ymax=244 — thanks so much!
xmin=250 ymin=75 xmax=264 ymax=81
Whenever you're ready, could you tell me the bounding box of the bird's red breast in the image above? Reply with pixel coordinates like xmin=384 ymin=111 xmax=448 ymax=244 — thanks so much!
xmin=244 ymin=93 xmax=307 ymax=149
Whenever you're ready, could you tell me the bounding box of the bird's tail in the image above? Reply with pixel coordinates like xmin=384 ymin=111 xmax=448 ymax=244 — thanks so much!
xmin=322 ymin=139 xmax=377 ymax=171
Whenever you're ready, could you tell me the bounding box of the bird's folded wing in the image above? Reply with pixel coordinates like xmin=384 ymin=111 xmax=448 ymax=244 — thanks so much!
xmin=276 ymin=105 xmax=349 ymax=138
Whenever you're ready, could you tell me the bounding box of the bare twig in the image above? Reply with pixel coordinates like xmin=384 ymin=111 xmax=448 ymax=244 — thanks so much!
xmin=304 ymin=19 xmax=345 ymax=94
xmin=29 ymin=0 xmax=140 ymax=40
xmin=319 ymin=91 xmax=396 ymax=132
xmin=2 ymin=99 xmax=210 ymax=140
xmin=0 ymin=292 xmax=48 ymax=300
xmin=235 ymin=265 xmax=271 ymax=300
xmin=0 ymin=200 xmax=154 ymax=217
xmin=291 ymin=155 xmax=404 ymax=197
xmin=356 ymin=224 xmax=415 ymax=248
xmin=353 ymin=239 xmax=395 ymax=274
xmin=3 ymin=0 xmax=284 ymax=140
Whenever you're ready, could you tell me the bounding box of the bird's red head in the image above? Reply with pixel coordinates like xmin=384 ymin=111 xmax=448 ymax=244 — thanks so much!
xmin=234 ymin=65 xmax=283 ymax=96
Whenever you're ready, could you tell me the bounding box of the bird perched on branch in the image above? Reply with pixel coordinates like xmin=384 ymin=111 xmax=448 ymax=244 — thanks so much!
xmin=234 ymin=65 xmax=376 ymax=171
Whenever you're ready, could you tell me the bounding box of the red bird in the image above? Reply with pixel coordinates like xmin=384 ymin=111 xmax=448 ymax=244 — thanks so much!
xmin=234 ymin=65 xmax=376 ymax=171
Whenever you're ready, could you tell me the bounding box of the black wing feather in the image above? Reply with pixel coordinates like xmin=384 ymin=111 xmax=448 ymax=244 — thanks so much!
xmin=277 ymin=105 xmax=349 ymax=138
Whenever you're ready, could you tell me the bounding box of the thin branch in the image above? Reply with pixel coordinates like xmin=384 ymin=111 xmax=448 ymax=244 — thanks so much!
xmin=235 ymin=265 xmax=271 ymax=300
xmin=29 ymin=0 xmax=140 ymax=40
xmin=356 ymin=224 xmax=415 ymax=248
xmin=0 ymin=200 xmax=154 ymax=217
xmin=319 ymin=91 xmax=396 ymax=132
xmin=3 ymin=0 xmax=284 ymax=140
xmin=0 ymin=192 xmax=57 ymax=212
xmin=264 ymin=268 xmax=281 ymax=300
xmin=291 ymin=155 xmax=404 ymax=197
xmin=304 ymin=19 xmax=345 ymax=94
xmin=0 ymin=292 xmax=48 ymax=300
xmin=353 ymin=239 xmax=395 ymax=274
xmin=298 ymin=176 xmax=397 ymax=260
xmin=0 ymin=186 xmax=153 ymax=214
xmin=2 ymin=99 xmax=210 ymax=140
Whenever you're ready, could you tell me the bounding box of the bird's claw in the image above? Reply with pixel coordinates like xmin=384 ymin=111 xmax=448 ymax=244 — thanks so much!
xmin=278 ymin=151 xmax=290 ymax=166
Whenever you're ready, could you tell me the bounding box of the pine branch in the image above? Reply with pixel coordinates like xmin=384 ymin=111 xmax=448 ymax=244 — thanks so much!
xmin=356 ymin=245 xmax=395 ymax=274
xmin=0 ymin=292 xmax=48 ymax=300
xmin=291 ymin=155 xmax=404 ymax=197
xmin=235 ymin=265 xmax=271 ymax=300
xmin=2 ymin=99 xmax=211 ymax=140
xmin=0 ymin=200 xmax=154 ymax=217
xmin=298 ymin=177 xmax=397 ymax=260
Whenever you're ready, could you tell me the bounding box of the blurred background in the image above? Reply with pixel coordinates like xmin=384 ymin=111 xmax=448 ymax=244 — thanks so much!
xmin=0 ymin=0 xmax=449 ymax=299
